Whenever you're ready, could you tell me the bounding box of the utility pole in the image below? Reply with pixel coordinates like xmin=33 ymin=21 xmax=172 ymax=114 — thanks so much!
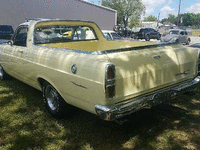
xmin=177 ymin=0 xmax=181 ymax=27
xmin=157 ymin=13 xmax=160 ymax=28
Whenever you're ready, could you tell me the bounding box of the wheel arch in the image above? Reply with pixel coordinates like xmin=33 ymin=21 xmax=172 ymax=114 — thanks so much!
xmin=37 ymin=77 xmax=62 ymax=95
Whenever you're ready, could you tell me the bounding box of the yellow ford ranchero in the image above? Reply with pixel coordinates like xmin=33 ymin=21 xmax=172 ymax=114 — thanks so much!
xmin=0 ymin=19 xmax=200 ymax=121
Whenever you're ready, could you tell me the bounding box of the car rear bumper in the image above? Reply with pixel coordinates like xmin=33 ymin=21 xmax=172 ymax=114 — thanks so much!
xmin=95 ymin=76 xmax=200 ymax=121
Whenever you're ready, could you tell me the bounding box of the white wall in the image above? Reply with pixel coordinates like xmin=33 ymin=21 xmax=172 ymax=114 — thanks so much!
xmin=0 ymin=0 xmax=116 ymax=30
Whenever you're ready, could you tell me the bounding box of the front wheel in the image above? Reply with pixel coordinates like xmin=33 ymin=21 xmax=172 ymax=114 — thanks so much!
xmin=157 ymin=35 xmax=161 ymax=40
xmin=43 ymin=82 xmax=72 ymax=118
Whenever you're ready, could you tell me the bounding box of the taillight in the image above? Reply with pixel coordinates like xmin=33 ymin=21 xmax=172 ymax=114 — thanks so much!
xmin=105 ymin=64 xmax=115 ymax=99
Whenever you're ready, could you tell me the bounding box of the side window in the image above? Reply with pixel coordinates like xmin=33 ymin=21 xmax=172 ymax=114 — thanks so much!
xmin=180 ymin=31 xmax=184 ymax=35
xmin=150 ymin=29 xmax=154 ymax=32
xmin=185 ymin=31 xmax=188 ymax=35
xmin=13 ymin=26 xmax=28 ymax=47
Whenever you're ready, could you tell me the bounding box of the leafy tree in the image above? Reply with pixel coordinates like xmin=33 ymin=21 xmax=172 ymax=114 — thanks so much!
xmin=181 ymin=13 xmax=200 ymax=27
xmin=161 ymin=14 xmax=177 ymax=25
xmin=102 ymin=0 xmax=144 ymax=27
xmin=161 ymin=13 xmax=200 ymax=27
xmin=181 ymin=13 xmax=194 ymax=26
xmin=144 ymin=15 xmax=157 ymax=21
xmin=167 ymin=14 xmax=177 ymax=25
xmin=129 ymin=11 xmax=141 ymax=28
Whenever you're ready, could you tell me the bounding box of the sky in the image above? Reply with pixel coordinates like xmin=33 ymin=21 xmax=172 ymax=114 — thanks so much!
xmin=87 ymin=0 xmax=200 ymax=20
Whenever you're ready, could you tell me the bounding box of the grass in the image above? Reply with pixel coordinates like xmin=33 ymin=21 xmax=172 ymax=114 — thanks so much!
xmin=0 ymin=79 xmax=200 ymax=150
xmin=191 ymin=29 xmax=200 ymax=37
xmin=159 ymin=29 xmax=200 ymax=37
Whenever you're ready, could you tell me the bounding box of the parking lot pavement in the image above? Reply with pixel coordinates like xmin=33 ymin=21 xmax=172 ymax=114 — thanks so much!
xmin=0 ymin=39 xmax=9 ymax=44
xmin=190 ymin=36 xmax=200 ymax=44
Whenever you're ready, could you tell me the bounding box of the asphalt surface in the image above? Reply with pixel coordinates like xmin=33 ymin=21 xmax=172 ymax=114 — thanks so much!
xmin=0 ymin=39 xmax=9 ymax=44
xmin=190 ymin=36 xmax=200 ymax=44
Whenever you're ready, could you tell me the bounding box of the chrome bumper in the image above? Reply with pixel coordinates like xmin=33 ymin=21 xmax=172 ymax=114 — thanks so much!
xmin=95 ymin=76 xmax=200 ymax=121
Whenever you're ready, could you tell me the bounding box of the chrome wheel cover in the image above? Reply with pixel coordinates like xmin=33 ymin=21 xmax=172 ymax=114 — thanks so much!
xmin=45 ymin=85 xmax=59 ymax=111
xmin=0 ymin=66 xmax=3 ymax=79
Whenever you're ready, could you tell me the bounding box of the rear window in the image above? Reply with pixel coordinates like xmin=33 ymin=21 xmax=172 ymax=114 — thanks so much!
xmin=169 ymin=30 xmax=179 ymax=35
xmin=34 ymin=25 xmax=97 ymax=44
xmin=139 ymin=29 xmax=146 ymax=32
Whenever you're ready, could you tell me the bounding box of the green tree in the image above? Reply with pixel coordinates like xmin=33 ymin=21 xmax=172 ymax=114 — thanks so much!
xmin=144 ymin=15 xmax=157 ymax=21
xmin=102 ymin=0 xmax=144 ymax=27
xmin=181 ymin=13 xmax=200 ymax=27
xmin=167 ymin=14 xmax=177 ymax=25
xmin=161 ymin=13 xmax=200 ymax=27
xmin=161 ymin=14 xmax=177 ymax=25
xmin=129 ymin=11 xmax=141 ymax=28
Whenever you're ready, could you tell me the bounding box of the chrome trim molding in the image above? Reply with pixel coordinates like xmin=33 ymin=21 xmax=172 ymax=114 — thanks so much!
xmin=95 ymin=76 xmax=200 ymax=121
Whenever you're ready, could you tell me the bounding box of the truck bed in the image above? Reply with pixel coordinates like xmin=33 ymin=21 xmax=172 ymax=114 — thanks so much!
xmin=36 ymin=40 xmax=157 ymax=52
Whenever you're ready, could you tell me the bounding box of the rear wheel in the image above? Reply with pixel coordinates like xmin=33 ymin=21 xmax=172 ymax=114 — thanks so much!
xmin=42 ymin=82 xmax=72 ymax=118
xmin=0 ymin=65 xmax=9 ymax=80
xmin=145 ymin=35 xmax=150 ymax=41
xmin=186 ymin=38 xmax=191 ymax=45
xmin=157 ymin=35 xmax=161 ymax=40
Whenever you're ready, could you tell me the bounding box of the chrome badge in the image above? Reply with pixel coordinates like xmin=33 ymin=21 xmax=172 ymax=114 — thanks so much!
xmin=71 ymin=64 xmax=77 ymax=74
xmin=153 ymin=55 xmax=161 ymax=60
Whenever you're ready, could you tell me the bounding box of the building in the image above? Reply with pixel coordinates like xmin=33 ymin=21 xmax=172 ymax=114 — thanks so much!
xmin=0 ymin=0 xmax=117 ymax=30
xmin=141 ymin=21 xmax=162 ymax=29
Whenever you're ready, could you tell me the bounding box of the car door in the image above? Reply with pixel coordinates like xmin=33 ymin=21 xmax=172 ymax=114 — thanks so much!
xmin=179 ymin=31 xmax=185 ymax=43
xmin=150 ymin=28 xmax=157 ymax=38
xmin=184 ymin=31 xmax=188 ymax=43
xmin=6 ymin=26 xmax=28 ymax=78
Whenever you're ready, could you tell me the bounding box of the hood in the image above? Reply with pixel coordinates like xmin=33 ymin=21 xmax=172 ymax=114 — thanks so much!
xmin=162 ymin=34 xmax=178 ymax=42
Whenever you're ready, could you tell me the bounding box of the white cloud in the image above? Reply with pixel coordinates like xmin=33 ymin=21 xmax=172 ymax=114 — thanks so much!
xmin=142 ymin=0 xmax=166 ymax=15
xmin=185 ymin=2 xmax=200 ymax=13
xmin=160 ymin=6 xmax=176 ymax=19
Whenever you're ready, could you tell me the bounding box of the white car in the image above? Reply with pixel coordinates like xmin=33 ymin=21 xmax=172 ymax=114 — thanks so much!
xmin=161 ymin=29 xmax=191 ymax=45
xmin=102 ymin=30 xmax=121 ymax=40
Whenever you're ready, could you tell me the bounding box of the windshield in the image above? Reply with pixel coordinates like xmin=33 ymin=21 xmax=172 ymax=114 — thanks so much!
xmin=169 ymin=30 xmax=179 ymax=35
xmin=103 ymin=32 xmax=112 ymax=40
xmin=0 ymin=25 xmax=14 ymax=33
xmin=139 ymin=29 xmax=146 ymax=32
xmin=111 ymin=33 xmax=121 ymax=40
xmin=34 ymin=25 xmax=97 ymax=44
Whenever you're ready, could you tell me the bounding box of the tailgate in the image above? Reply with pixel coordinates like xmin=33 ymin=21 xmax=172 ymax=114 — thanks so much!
xmin=106 ymin=44 xmax=198 ymax=103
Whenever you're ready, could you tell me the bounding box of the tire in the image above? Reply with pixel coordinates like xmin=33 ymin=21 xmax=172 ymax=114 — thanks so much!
xmin=175 ymin=39 xmax=179 ymax=43
xmin=186 ymin=38 xmax=191 ymax=45
xmin=157 ymin=35 xmax=161 ymax=40
xmin=0 ymin=65 xmax=9 ymax=80
xmin=145 ymin=35 xmax=150 ymax=41
xmin=42 ymin=82 xmax=71 ymax=118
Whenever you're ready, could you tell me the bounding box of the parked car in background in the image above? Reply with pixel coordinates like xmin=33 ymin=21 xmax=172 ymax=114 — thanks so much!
xmin=189 ymin=43 xmax=200 ymax=48
xmin=161 ymin=29 xmax=191 ymax=45
xmin=135 ymin=28 xmax=161 ymax=41
xmin=102 ymin=30 xmax=121 ymax=40
xmin=113 ymin=25 xmax=132 ymax=37
xmin=0 ymin=25 xmax=14 ymax=39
